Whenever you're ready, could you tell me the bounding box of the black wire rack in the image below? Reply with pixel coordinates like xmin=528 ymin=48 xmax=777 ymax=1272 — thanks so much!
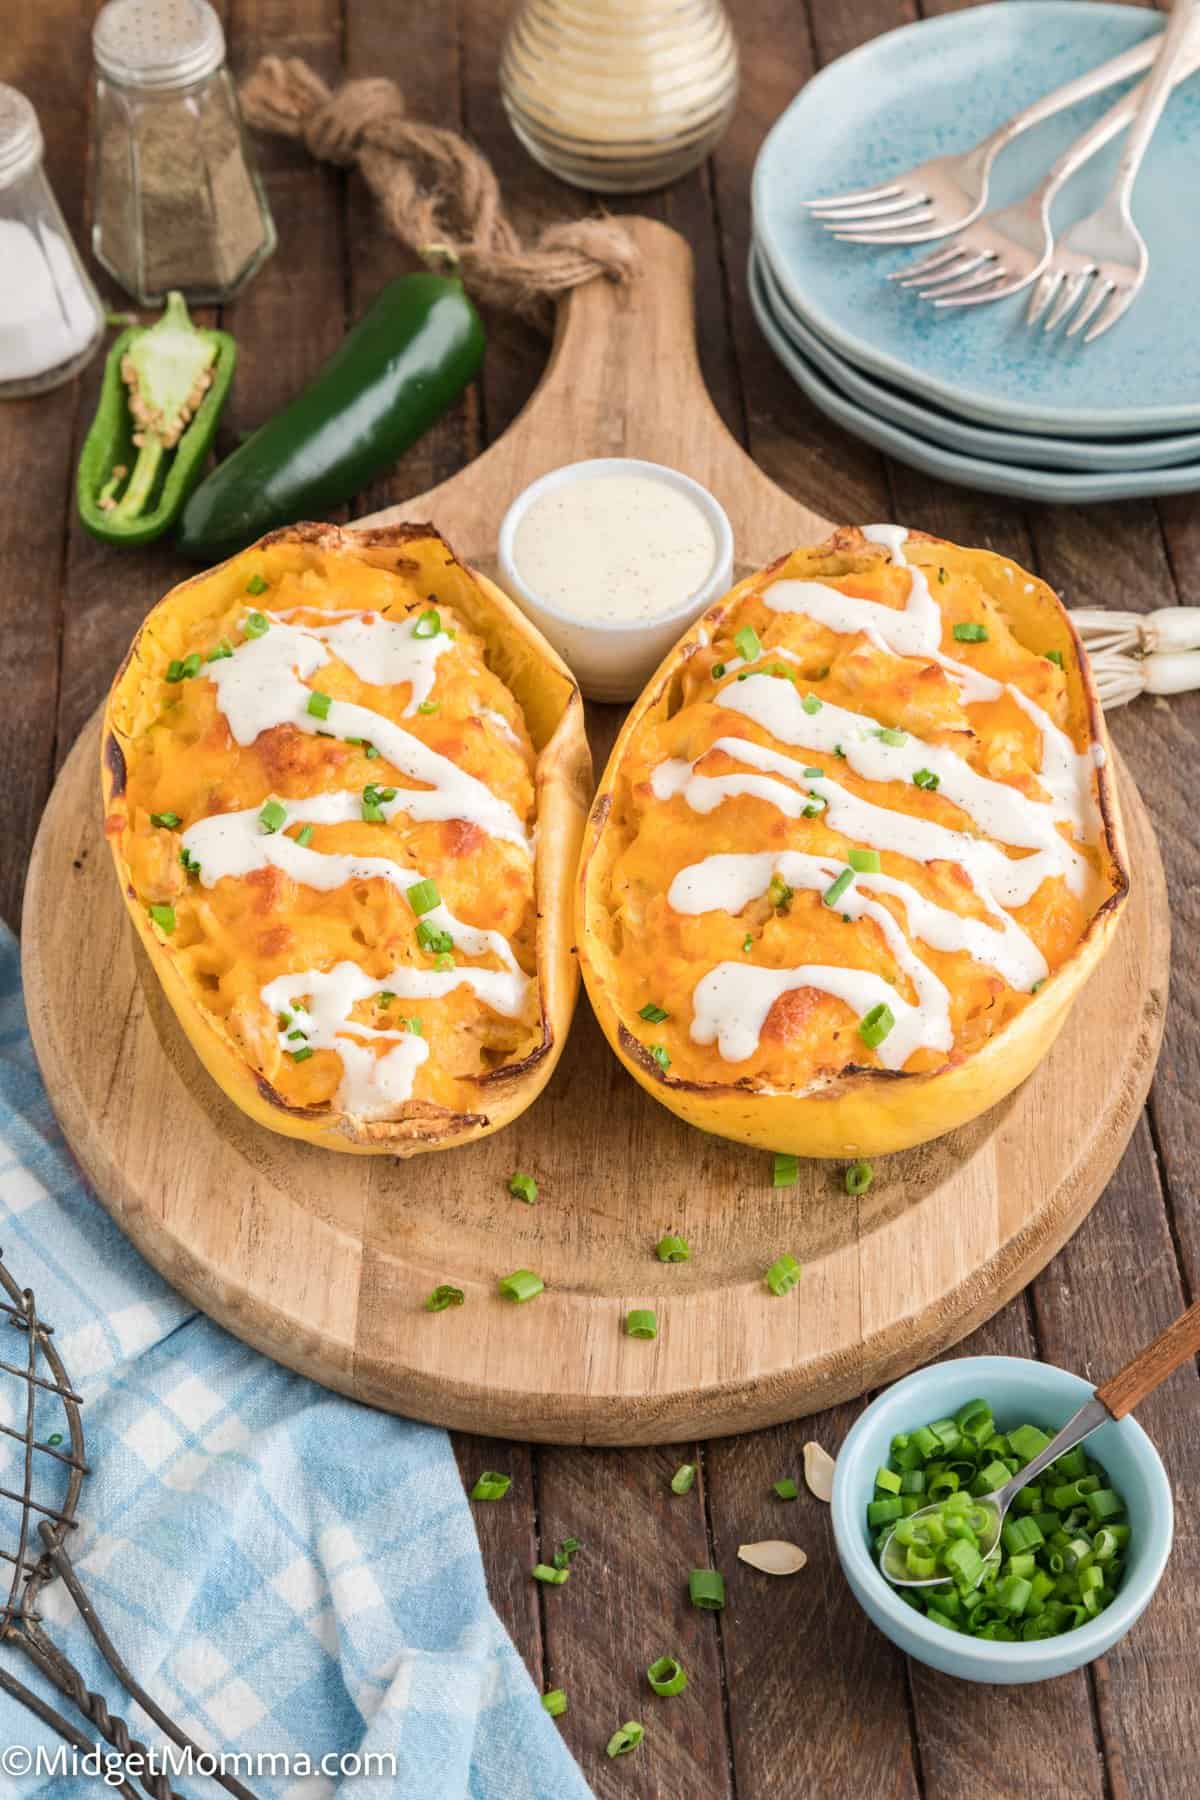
xmin=0 ymin=1249 xmax=259 ymax=1800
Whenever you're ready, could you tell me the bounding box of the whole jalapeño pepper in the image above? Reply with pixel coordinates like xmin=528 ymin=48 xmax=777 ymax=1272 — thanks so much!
xmin=77 ymin=292 xmax=236 ymax=547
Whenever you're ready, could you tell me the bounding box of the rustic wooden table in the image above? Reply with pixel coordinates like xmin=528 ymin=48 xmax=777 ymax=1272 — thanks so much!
xmin=5 ymin=2 xmax=1199 ymax=1795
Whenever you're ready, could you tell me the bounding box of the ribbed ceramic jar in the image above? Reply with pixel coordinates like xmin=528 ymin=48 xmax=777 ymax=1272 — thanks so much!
xmin=500 ymin=0 xmax=739 ymax=193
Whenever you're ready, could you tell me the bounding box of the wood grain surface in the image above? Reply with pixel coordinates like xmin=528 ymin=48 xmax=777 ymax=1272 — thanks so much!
xmin=5 ymin=1 xmax=1200 ymax=1795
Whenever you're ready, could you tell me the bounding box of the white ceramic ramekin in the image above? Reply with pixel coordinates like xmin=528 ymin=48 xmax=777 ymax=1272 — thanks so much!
xmin=496 ymin=457 xmax=734 ymax=703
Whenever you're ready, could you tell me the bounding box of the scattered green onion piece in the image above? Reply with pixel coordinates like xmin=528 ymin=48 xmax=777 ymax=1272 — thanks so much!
xmin=937 ymin=567 xmax=948 ymax=585
xmin=647 ymin=1656 xmax=687 ymax=1697
xmin=773 ymin=1152 xmax=799 ymax=1187
xmin=742 ymin=933 xmax=753 ymax=953
xmin=626 ymin=1308 xmax=658 ymax=1340
xmin=417 ymin=919 xmax=454 ymax=954
xmin=508 ymin=1172 xmax=538 ymax=1205
xmin=542 ymin=1689 xmax=567 ymax=1717
xmin=656 ymin=1234 xmax=690 ymax=1263
xmin=606 ymin=1723 xmax=644 ymax=1758
xmin=953 ymin=621 xmax=988 ymax=643
xmin=844 ymin=1160 xmax=873 ymax=1195
xmin=405 ymin=1017 xmax=424 ymax=1037
xmin=712 ymin=662 xmax=726 ymax=680
xmin=689 ymin=1569 xmax=725 ymax=1610
xmin=243 ymin=610 xmax=269 ymax=637
xmin=434 ymin=951 xmax=455 ymax=971
xmin=179 ymin=848 xmax=200 ymax=875
xmin=378 ymin=990 xmax=396 ymax=1006
xmin=417 ymin=699 xmax=440 ymax=715
xmin=552 ymin=1536 xmax=582 ymax=1570
xmin=802 ymin=692 xmax=822 ymax=714
xmin=413 ymin=607 xmax=441 ymax=639
xmin=289 ymin=1046 xmax=314 ymax=1064
xmin=773 ymin=1478 xmax=799 ymax=1501
xmin=150 ymin=811 xmax=181 ymax=829
xmin=427 ymin=1285 xmax=465 ymax=1313
xmin=671 ymin=1463 xmax=696 ymax=1495
xmin=734 ymin=624 xmax=762 ymax=661
xmin=498 ymin=1269 xmax=544 ymax=1303
xmin=206 ymin=638 xmax=233 ymax=662
xmin=765 ymin=1253 xmax=802 ymax=1297
xmin=1046 ymin=650 xmax=1064 ymax=667
xmin=848 ymin=848 xmax=880 ymax=873
xmin=638 ymin=1002 xmax=669 ymax=1023
xmin=533 ymin=1564 xmax=569 ymax=1585
xmin=912 ymin=768 xmax=940 ymax=791
xmin=649 ymin=1043 xmax=670 ymax=1072
xmin=295 ymin=825 xmax=314 ymax=847
xmin=406 ymin=878 xmax=440 ymax=916
xmin=767 ymin=873 xmax=794 ymax=910
xmin=258 ymin=798 xmax=287 ymax=834
xmin=823 ymin=868 xmax=854 ymax=908
xmin=147 ymin=902 xmax=175 ymax=934
xmin=47 ymin=1433 xmax=63 ymax=1448
xmin=876 ymin=726 xmax=907 ymax=746
xmin=858 ymin=1003 xmax=895 ymax=1050
xmin=306 ymin=690 xmax=332 ymax=720
xmin=803 ymin=766 xmax=823 ymax=778
xmin=245 ymin=573 xmax=269 ymax=596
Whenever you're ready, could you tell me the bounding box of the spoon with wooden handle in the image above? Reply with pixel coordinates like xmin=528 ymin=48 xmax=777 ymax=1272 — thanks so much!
xmin=881 ymin=1302 xmax=1200 ymax=1588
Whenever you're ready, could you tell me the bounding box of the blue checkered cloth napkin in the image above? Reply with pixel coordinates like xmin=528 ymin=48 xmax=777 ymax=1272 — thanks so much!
xmin=0 ymin=923 xmax=591 ymax=1800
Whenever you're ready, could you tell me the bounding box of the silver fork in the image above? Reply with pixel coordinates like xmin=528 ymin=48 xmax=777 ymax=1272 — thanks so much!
xmin=898 ymin=23 xmax=1200 ymax=310
xmin=1027 ymin=0 xmax=1199 ymax=341
xmin=805 ymin=32 xmax=1169 ymax=246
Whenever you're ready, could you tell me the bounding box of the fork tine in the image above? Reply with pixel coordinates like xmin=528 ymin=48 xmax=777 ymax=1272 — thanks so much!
xmin=833 ymin=220 xmax=957 ymax=246
xmin=1083 ymin=284 xmax=1136 ymax=344
xmin=816 ymin=192 xmax=928 ymax=223
xmin=1043 ymin=270 xmax=1092 ymax=333
xmin=805 ymin=184 xmax=903 ymax=212
xmin=891 ymin=244 xmax=967 ymax=285
xmin=1065 ymin=278 xmax=1113 ymax=339
xmin=1025 ymin=270 xmax=1061 ymax=327
xmin=833 ymin=211 xmax=937 ymax=242
xmin=934 ymin=270 xmax=1026 ymax=308
xmin=905 ymin=252 xmax=989 ymax=294
xmin=916 ymin=259 xmax=1001 ymax=299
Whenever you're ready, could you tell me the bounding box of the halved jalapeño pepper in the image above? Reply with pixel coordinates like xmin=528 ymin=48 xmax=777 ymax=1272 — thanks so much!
xmin=77 ymin=291 xmax=236 ymax=546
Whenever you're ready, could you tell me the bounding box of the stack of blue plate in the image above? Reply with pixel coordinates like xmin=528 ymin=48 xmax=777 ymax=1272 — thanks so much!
xmin=751 ymin=3 xmax=1200 ymax=505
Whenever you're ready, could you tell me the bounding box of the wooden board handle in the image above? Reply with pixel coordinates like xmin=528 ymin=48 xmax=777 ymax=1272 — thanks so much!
xmin=1096 ymin=1300 xmax=1200 ymax=1419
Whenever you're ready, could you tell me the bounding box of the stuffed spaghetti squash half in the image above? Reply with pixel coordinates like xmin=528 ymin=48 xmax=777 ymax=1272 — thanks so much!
xmin=103 ymin=522 xmax=590 ymax=1154
xmin=578 ymin=525 xmax=1129 ymax=1158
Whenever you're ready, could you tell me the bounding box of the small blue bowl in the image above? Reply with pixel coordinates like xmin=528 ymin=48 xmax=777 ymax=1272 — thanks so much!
xmin=831 ymin=1356 xmax=1173 ymax=1684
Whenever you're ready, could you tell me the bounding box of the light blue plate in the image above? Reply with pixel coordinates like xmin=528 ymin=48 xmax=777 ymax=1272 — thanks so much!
xmin=754 ymin=239 xmax=1200 ymax=473
xmin=749 ymin=245 xmax=1200 ymax=503
xmin=753 ymin=3 xmax=1200 ymax=439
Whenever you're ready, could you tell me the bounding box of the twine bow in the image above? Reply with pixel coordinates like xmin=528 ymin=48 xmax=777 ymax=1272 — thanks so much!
xmin=239 ymin=57 xmax=641 ymax=323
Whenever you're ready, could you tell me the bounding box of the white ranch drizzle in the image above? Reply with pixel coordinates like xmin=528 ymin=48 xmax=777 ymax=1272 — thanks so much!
xmin=206 ymin=621 xmax=528 ymax=849
xmin=719 ymin=673 xmax=1090 ymax=894
xmin=182 ymin=803 xmax=523 ymax=973
xmin=691 ymin=960 xmax=932 ymax=1071
xmin=260 ymin=961 xmax=527 ymax=1119
xmin=267 ymin=609 xmax=454 ymax=714
xmin=667 ymin=850 xmax=1047 ymax=991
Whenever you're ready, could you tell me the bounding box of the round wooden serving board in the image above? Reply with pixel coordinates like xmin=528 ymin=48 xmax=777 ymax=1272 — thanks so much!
xmin=22 ymin=219 xmax=1170 ymax=1444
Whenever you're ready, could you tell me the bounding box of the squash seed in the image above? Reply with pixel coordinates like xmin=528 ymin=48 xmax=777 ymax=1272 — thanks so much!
xmin=737 ymin=1540 xmax=808 ymax=1576
xmin=803 ymin=1441 xmax=835 ymax=1502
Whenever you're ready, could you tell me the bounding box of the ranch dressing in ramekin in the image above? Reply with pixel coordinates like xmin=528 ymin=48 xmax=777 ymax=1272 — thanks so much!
xmin=498 ymin=459 xmax=734 ymax=702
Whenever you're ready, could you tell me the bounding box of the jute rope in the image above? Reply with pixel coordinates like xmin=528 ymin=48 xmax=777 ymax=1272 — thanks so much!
xmin=239 ymin=57 xmax=641 ymax=323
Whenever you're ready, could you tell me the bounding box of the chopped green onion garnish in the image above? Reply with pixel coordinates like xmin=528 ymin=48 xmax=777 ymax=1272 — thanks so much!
xmin=542 ymin=1689 xmax=567 ymax=1717
xmin=150 ymin=811 xmax=181 ymax=829
xmin=823 ymin=868 xmax=854 ymax=907
xmin=773 ymin=1152 xmax=799 ymax=1188
xmin=406 ymin=878 xmax=440 ymax=915
xmin=848 ymin=848 xmax=880 ymax=873
xmin=258 ymin=799 xmax=287 ymax=834
xmin=306 ymin=690 xmax=332 ymax=719
xmin=804 ymin=766 xmax=823 ymax=779
xmin=858 ymin=1003 xmax=895 ymax=1049
xmin=734 ymin=624 xmax=761 ymax=661
xmin=1046 ymin=649 xmax=1064 ymax=667
xmin=606 ymin=1723 xmax=644 ymax=1758
xmin=646 ymin=1656 xmax=687 ymax=1697
xmin=405 ymin=1017 xmax=423 ymax=1037
xmin=470 ymin=1470 xmax=511 ymax=1499
xmin=434 ymin=951 xmax=455 ymax=971
xmin=245 ymin=573 xmax=269 ymax=596
xmin=206 ymin=638 xmax=233 ymax=662
xmin=553 ymin=1536 xmax=582 ymax=1571
xmin=845 ymin=1160 xmax=873 ymax=1195
xmin=417 ymin=919 xmax=454 ymax=954
xmin=295 ymin=825 xmax=314 ymax=847
xmin=166 ymin=654 xmax=201 ymax=682
xmin=712 ymin=662 xmax=726 ymax=680
xmin=286 ymin=1029 xmax=307 ymax=1042
xmin=953 ymin=621 xmax=988 ymax=643
xmin=179 ymin=848 xmax=200 ymax=875
xmin=508 ymin=1172 xmax=538 ymax=1205
xmin=147 ymin=902 xmax=176 ymax=933
xmin=498 ymin=1269 xmax=544 ymax=1303
xmin=289 ymin=1046 xmax=314 ymax=1064
xmin=767 ymin=874 xmax=793 ymax=911
xmin=378 ymin=990 xmax=396 ymax=1006
xmin=689 ymin=1568 xmax=725 ymax=1610
xmin=742 ymin=933 xmax=753 ymax=953
xmin=671 ymin=1463 xmax=696 ymax=1495
xmin=413 ymin=607 xmax=441 ymax=639
xmin=765 ymin=1253 xmax=802 ymax=1297
xmin=242 ymin=610 xmax=269 ymax=637
xmin=773 ymin=1478 xmax=799 ymax=1501
xmin=875 ymin=726 xmax=907 ymax=746
xmin=802 ymin=693 xmax=822 ymax=714
xmin=626 ymin=1308 xmax=658 ymax=1340
xmin=362 ymin=743 xmax=379 ymax=758
xmin=532 ymin=1563 xmax=569 ymax=1585
xmin=417 ymin=700 xmax=440 ymax=715
xmin=937 ymin=567 xmax=948 ymax=585
xmin=834 ymin=743 xmax=845 ymax=758
xmin=426 ymin=1284 xmax=465 ymax=1312
xmin=656 ymin=1234 xmax=690 ymax=1263
xmin=649 ymin=1043 xmax=670 ymax=1072
xmin=912 ymin=768 xmax=940 ymax=791
xmin=638 ymin=1002 xmax=669 ymax=1023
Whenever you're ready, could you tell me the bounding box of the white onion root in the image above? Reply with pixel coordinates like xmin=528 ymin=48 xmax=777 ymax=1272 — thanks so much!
xmin=1070 ymin=606 xmax=1200 ymax=656
xmin=1086 ymin=646 xmax=1200 ymax=709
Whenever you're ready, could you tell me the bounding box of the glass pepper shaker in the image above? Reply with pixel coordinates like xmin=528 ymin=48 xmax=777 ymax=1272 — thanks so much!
xmin=91 ymin=0 xmax=276 ymax=306
xmin=0 ymin=85 xmax=105 ymax=399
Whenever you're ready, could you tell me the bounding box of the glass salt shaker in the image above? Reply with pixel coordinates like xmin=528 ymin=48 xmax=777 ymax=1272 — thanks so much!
xmin=91 ymin=0 xmax=276 ymax=306
xmin=0 ymin=86 xmax=105 ymax=399
xmin=500 ymin=0 xmax=739 ymax=194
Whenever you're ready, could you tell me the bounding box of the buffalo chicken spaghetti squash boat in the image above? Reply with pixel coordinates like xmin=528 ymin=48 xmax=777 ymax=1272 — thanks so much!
xmin=579 ymin=526 xmax=1128 ymax=1157
xmin=103 ymin=522 xmax=590 ymax=1154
